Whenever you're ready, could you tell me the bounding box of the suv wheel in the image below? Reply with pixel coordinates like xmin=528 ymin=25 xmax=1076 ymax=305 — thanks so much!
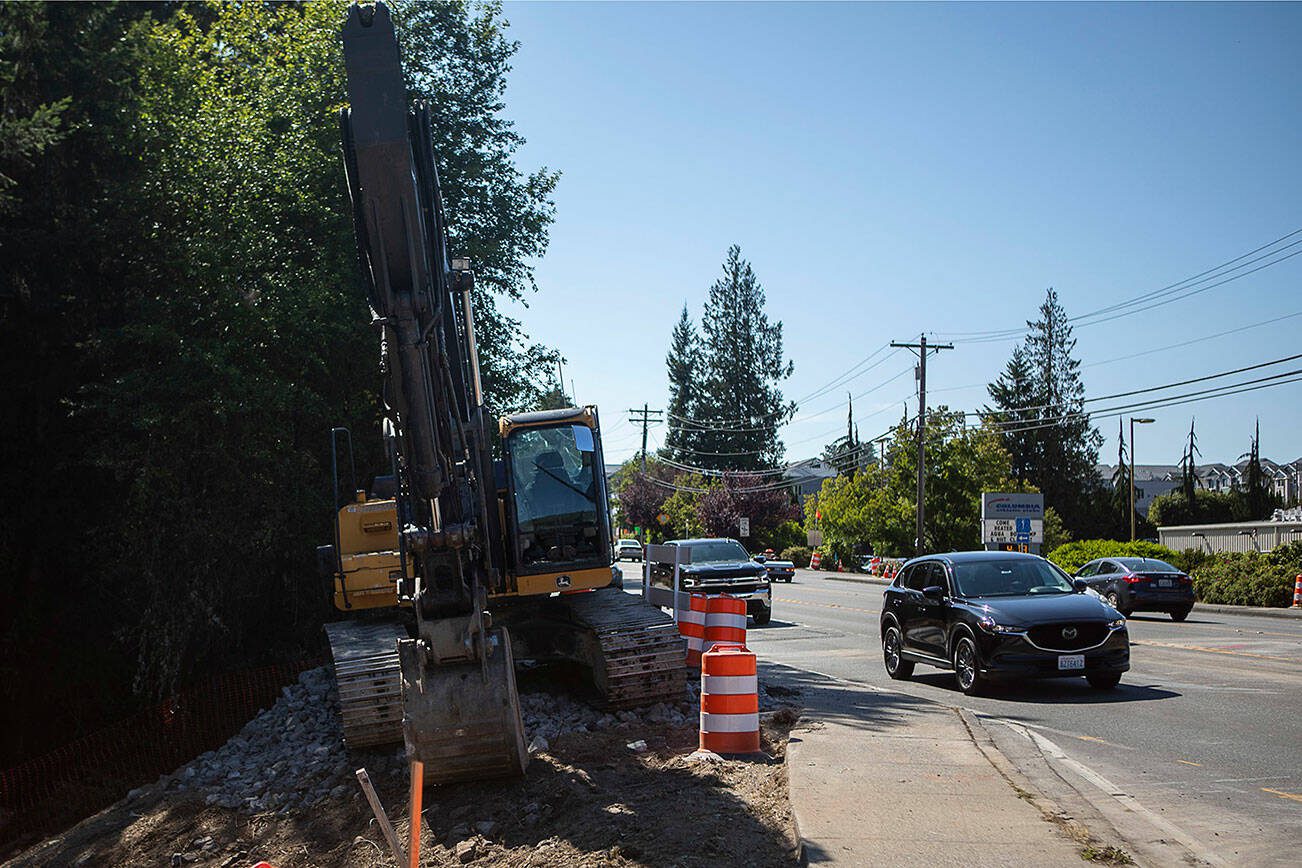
xmin=882 ymin=625 xmax=914 ymax=680
xmin=952 ymin=635 xmax=987 ymax=696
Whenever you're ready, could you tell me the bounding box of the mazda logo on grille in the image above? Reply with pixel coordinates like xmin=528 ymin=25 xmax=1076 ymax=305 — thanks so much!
xmin=1061 ymin=627 xmax=1078 ymax=640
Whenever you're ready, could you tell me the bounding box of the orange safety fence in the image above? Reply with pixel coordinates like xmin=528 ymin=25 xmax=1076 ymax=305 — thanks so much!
xmin=0 ymin=657 xmax=323 ymax=852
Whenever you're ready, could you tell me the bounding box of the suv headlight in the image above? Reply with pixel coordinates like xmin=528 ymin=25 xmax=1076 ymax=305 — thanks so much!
xmin=1108 ymin=618 xmax=1126 ymax=629
xmin=977 ymin=615 xmax=1022 ymax=634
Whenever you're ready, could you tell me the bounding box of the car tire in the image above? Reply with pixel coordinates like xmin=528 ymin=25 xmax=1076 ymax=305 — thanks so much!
xmin=952 ymin=634 xmax=986 ymax=696
xmin=882 ymin=625 xmax=914 ymax=680
xmin=1106 ymin=591 xmax=1133 ymax=618
xmin=752 ymin=607 xmax=772 ymax=626
xmin=1086 ymin=672 xmax=1122 ymax=689
xmin=1170 ymin=608 xmax=1191 ymax=622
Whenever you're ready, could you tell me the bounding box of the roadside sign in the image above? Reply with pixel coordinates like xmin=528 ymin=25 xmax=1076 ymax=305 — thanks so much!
xmin=739 ymin=517 xmax=750 ymax=537
xmin=981 ymin=493 xmax=1045 ymax=554
xmin=656 ymin=512 xmax=670 ymax=525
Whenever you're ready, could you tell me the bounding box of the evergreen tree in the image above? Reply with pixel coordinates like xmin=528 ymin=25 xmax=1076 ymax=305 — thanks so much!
xmin=985 ymin=344 xmax=1036 ymax=484
xmin=694 ymin=245 xmax=794 ymax=470
xmin=663 ymin=304 xmax=703 ymax=462
xmin=822 ymin=394 xmax=873 ymax=475
xmin=1111 ymin=418 xmax=1132 ymax=535
xmin=1242 ymin=419 xmax=1269 ymax=519
xmin=987 ymin=288 xmax=1103 ymax=535
xmin=1180 ymin=417 xmax=1200 ymax=503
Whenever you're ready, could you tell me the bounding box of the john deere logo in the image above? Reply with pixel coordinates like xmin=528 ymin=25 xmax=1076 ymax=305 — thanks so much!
xmin=1062 ymin=627 xmax=1078 ymax=640
xmin=556 ymin=575 xmax=572 ymax=589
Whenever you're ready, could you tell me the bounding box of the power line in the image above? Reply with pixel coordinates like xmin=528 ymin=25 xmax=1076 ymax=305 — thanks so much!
xmin=938 ymin=228 xmax=1302 ymax=343
xmin=891 ymin=335 xmax=955 ymax=556
xmin=972 ymin=350 xmax=1302 ymax=420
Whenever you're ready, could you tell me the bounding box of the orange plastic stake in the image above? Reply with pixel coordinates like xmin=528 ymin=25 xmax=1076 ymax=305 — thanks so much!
xmin=408 ymin=760 xmax=424 ymax=868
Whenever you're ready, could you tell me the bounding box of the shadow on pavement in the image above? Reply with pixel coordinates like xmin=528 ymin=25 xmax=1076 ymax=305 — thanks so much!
xmin=1125 ymin=614 xmax=1215 ymax=625
xmin=759 ymin=661 xmax=936 ymax=732
xmin=908 ymin=671 xmax=1181 ymax=704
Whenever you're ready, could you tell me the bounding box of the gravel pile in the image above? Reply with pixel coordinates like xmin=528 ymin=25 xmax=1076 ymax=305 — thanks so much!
xmin=137 ymin=664 xmax=784 ymax=818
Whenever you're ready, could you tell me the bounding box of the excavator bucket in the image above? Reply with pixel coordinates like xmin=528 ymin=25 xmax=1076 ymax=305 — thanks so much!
xmin=396 ymin=627 xmax=529 ymax=785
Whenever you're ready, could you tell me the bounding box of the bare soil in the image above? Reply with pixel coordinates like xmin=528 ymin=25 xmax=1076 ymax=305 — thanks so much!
xmin=7 ymin=711 xmax=799 ymax=868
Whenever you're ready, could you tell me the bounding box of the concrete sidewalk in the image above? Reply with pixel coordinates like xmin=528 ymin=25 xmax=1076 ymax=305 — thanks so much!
xmin=768 ymin=665 xmax=1087 ymax=866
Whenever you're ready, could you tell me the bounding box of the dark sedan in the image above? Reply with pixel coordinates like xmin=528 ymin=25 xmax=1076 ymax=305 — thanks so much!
xmin=880 ymin=551 xmax=1129 ymax=695
xmin=1074 ymin=557 xmax=1195 ymax=620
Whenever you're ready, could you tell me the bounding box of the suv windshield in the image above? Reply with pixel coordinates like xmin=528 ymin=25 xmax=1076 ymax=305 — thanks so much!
xmin=685 ymin=541 xmax=750 ymax=564
xmin=1116 ymin=557 xmax=1178 ymax=572
xmin=953 ymin=558 xmax=1074 ymax=597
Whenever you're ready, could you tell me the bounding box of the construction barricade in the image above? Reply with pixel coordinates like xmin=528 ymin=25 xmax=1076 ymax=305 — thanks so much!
xmin=1293 ymin=574 xmax=1302 ymax=609
xmin=676 ymin=593 xmax=707 ymax=667
xmin=810 ymin=551 xmax=822 ymax=570
xmin=702 ymin=594 xmax=747 ymax=654
xmin=699 ymin=644 xmax=761 ymax=754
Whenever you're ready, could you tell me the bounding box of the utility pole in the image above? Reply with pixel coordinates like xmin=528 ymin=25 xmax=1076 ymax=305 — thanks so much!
xmin=627 ymin=404 xmax=663 ymax=472
xmin=627 ymin=405 xmax=663 ymax=546
xmin=891 ymin=334 xmax=954 ymax=556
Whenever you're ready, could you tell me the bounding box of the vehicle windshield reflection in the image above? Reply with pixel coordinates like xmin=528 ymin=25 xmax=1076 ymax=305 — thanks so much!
xmin=953 ymin=559 xmax=1075 ymax=597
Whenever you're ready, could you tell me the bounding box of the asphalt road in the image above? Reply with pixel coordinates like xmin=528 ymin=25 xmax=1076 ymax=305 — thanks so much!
xmin=617 ymin=563 xmax=1302 ymax=864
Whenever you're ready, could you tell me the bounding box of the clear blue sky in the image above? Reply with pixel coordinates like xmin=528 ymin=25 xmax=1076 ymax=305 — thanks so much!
xmin=495 ymin=1 xmax=1302 ymax=470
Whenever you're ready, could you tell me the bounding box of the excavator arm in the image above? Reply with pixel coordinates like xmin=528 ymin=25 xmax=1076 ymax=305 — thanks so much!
xmin=339 ymin=1 xmax=525 ymax=782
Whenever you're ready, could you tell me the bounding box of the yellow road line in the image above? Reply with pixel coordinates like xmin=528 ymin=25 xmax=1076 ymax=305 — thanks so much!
xmin=1131 ymin=639 xmax=1298 ymax=663
xmin=1262 ymin=787 xmax=1302 ymax=803
xmin=1178 ymin=760 xmax=1202 ymax=767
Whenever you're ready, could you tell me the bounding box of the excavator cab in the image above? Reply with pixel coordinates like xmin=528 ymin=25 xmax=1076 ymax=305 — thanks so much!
xmin=499 ymin=407 xmax=615 ymax=597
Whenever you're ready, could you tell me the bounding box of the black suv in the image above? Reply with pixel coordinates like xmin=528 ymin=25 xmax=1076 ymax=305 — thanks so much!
xmin=649 ymin=538 xmax=772 ymax=624
xmin=880 ymin=552 xmax=1129 ymax=695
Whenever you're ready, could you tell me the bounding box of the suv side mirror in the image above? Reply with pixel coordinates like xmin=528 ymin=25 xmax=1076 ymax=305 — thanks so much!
xmin=1073 ymin=578 xmax=1088 ymax=593
xmin=753 ymin=555 xmax=767 ymax=563
xmin=922 ymin=585 xmax=945 ymax=602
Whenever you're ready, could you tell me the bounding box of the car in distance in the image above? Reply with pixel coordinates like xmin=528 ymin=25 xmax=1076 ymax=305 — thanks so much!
xmin=649 ymin=537 xmax=772 ymax=624
xmin=880 ymin=551 xmax=1129 ymax=695
xmin=615 ymin=539 xmax=643 ymax=562
xmin=755 ymin=551 xmax=795 ymax=582
xmin=1073 ymin=557 xmax=1194 ymax=620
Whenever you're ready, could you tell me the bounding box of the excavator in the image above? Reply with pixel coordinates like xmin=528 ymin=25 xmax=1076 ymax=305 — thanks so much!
xmin=316 ymin=2 xmax=685 ymax=785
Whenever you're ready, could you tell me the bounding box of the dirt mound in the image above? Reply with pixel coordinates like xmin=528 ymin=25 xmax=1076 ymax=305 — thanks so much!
xmin=8 ymin=672 xmax=800 ymax=867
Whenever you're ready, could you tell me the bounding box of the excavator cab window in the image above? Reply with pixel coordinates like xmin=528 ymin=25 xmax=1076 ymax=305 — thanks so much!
xmin=507 ymin=423 xmax=606 ymax=571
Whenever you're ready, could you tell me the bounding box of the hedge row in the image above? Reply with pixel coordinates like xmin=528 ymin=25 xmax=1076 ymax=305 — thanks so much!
xmin=1046 ymin=539 xmax=1302 ymax=607
xmin=1189 ymin=542 xmax=1302 ymax=608
xmin=780 ymin=546 xmax=812 ymax=568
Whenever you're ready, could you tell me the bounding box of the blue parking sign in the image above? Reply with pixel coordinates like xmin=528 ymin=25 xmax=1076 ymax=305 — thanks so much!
xmin=1015 ymin=517 xmax=1031 ymax=534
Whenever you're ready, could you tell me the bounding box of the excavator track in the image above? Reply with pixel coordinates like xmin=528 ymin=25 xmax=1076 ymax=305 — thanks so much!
xmin=323 ymin=620 xmax=407 ymax=749
xmin=563 ymin=588 xmax=687 ymax=708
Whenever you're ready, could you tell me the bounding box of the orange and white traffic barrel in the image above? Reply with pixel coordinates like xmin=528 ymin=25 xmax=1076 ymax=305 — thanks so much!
xmin=677 ymin=593 xmax=708 ymax=667
xmin=699 ymin=643 xmax=761 ymax=754
xmin=1292 ymin=574 xmax=1302 ymax=609
xmin=703 ymin=594 xmax=747 ymax=654
xmin=810 ymin=551 xmax=821 ymax=570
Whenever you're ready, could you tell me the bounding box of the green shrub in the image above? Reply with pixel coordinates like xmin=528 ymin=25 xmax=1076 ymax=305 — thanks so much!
xmin=1168 ymin=548 xmax=1210 ymax=575
xmin=763 ymin=520 xmax=806 ymax=554
xmin=780 ymin=546 xmax=812 ymax=568
xmin=1191 ymin=552 xmax=1297 ymax=607
xmin=1046 ymin=539 xmax=1181 ymax=574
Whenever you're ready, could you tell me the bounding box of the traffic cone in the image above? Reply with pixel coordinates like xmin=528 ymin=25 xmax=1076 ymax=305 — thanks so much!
xmin=1292 ymin=574 xmax=1302 ymax=609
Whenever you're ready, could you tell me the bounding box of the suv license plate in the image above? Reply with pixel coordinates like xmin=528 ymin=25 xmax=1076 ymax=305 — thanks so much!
xmin=1058 ymin=655 xmax=1085 ymax=671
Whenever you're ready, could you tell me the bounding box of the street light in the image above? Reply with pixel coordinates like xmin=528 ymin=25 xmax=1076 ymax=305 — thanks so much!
xmin=1191 ymin=531 xmax=1210 ymax=553
xmin=1129 ymin=417 xmax=1155 ymax=542
xmin=1238 ymin=528 xmax=1261 ymax=552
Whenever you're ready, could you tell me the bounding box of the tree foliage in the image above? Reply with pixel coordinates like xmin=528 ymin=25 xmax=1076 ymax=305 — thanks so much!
xmin=663 ymin=304 xmax=704 ymax=463
xmin=986 ymin=288 xmax=1104 ymax=536
xmin=690 ymin=246 xmax=794 ymax=470
xmin=0 ymin=0 xmax=562 ymax=764
xmin=806 ymin=408 xmax=1018 ymax=558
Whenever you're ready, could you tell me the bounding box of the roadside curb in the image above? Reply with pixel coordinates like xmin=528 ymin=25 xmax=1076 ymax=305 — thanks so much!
xmin=1188 ymin=602 xmax=1302 ymax=620
xmin=799 ymin=570 xmax=889 ymax=587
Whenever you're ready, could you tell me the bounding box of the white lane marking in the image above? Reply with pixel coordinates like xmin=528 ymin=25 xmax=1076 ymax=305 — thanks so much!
xmin=1001 ymin=721 xmax=1229 ymax=867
